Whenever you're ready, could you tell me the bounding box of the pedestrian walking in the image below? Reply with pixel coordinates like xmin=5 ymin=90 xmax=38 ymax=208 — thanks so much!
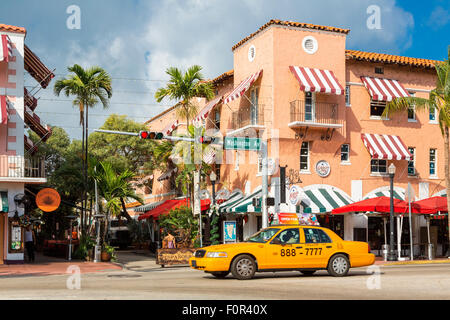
xmin=24 ymin=225 xmax=36 ymax=263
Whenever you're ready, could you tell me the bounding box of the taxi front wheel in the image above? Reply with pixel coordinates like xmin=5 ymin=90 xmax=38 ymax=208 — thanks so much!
xmin=231 ymin=254 xmax=256 ymax=280
xmin=327 ymin=254 xmax=350 ymax=277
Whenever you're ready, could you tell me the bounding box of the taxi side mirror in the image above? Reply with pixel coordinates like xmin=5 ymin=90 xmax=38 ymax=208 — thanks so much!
xmin=271 ymin=238 xmax=282 ymax=245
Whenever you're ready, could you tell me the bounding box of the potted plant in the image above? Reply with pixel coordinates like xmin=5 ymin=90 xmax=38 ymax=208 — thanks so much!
xmin=101 ymin=244 xmax=115 ymax=262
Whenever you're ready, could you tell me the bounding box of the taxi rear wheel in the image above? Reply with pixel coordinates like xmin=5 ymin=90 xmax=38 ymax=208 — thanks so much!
xmin=231 ymin=254 xmax=256 ymax=280
xmin=211 ymin=271 xmax=229 ymax=278
xmin=327 ymin=254 xmax=350 ymax=277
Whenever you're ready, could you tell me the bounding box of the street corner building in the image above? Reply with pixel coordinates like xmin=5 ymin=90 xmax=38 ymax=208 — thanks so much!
xmin=0 ymin=23 xmax=54 ymax=264
xmin=136 ymin=19 xmax=448 ymax=258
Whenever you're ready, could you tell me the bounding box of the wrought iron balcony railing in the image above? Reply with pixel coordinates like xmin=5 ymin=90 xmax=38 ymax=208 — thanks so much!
xmin=231 ymin=104 xmax=265 ymax=130
xmin=0 ymin=156 xmax=46 ymax=179
xmin=290 ymin=100 xmax=340 ymax=126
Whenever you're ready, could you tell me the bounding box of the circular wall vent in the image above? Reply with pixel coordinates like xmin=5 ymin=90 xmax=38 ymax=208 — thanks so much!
xmin=248 ymin=45 xmax=256 ymax=62
xmin=302 ymin=36 xmax=318 ymax=54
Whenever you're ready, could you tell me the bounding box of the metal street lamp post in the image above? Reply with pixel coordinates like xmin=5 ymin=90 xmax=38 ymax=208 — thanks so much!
xmin=65 ymin=215 xmax=78 ymax=261
xmin=388 ymin=163 xmax=397 ymax=261
xmin=210 ymin=171 xmax=217 ymax=206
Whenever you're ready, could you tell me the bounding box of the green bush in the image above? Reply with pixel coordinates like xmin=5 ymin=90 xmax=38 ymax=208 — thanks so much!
xmin=159 ymin=206 xmax=198 ymax=248
xmin=73 ymin=234 xmax=95 ymax=260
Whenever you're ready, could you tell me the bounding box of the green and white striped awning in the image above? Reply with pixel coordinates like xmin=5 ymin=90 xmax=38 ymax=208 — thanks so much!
xmin=0 ymin=192 xmax=8 ymax=213
xmin=227 ymin=188 xmax=262 ymax=213
xmin=301 ymin=186 xmax=353 ymax=214
xmin=218 ymin=191 xmax=244 ymax=214
xmin=364 ymin=187 xmax=405 ymax=200
xmin=432 ymin=189 xmax=446 ymax=197
xmin=134 ymin=200 xmax=165 ymax=213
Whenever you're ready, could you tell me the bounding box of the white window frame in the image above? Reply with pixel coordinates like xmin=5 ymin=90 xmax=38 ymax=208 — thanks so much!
xmin=407 ymin=92 xmax=416 ymax=122
xmin=304 ymin=92 xmax=316 ymax=122
xmin=370 ymin=159 xmax=387 ymax=175
xmin=340 ymin=144 xmax=350 ymax=165
xmin=408 ymin=147 xmax=416 ymax=177
xmin=345 ymin=85 xmax=351 ymax=107
xmin=300 ymin=141 xmax=310 ymax=173
xmin=257 ymin=153 xmax=263 ymax=175
xmin=429 ymin=106 xmax=438 ymax=124
xmin=369 ymin=99 xmax=389 ymax=120
xmin=429 ymin=148 xmax=437 ymax=178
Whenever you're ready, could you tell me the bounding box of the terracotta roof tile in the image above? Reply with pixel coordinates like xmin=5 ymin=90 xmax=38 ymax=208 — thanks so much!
xmin=346 ymin=50 xmax=442 ymax=69
xmin=0 ymin=23 xmax=26 ymax=34
xmin=232 ymin=19 xmax=350 ymax=51
xmin=210 ymin=69 xmax=234 ymax=85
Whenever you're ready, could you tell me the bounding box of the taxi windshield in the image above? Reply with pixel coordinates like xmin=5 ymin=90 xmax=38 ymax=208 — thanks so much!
xmin=246 ymin=228 xmax=280 ymax=243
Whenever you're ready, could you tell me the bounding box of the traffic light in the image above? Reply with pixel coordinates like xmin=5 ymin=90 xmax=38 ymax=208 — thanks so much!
xmin=139 ymin=131 xmax=164 ymax=140
xmin=196 ymin=136 xmax=220 ymax=144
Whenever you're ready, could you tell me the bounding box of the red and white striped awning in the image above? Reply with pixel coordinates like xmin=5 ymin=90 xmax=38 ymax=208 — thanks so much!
xmin=24 ymin=135 xmax=37 ymax=154
xmin=223 ymin=70 xmax=262 ymax=104
xmin=361 ymin=76 xmax=410 ymax=102
xmin=361 ymin=133 xmax=412 ymax=161
xmin=0 ymin=35 xmax=13 ymax=62
xmin=25 ymin=105 xmax=52 ymax=141
xmin=162 ymin=120 xmax=179 ymax=136
xmin=0 ymin=96 xmax=8 ymax=124
xmin=193 ymin=95 xmax=223 ymax=125
xmin=289 ymin=66 xmax=344 ymax=95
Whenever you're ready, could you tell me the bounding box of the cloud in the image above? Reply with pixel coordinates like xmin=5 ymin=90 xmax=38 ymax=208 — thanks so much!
xmin=427 ymin=6 xmax=450 ymax=30
xmin=12 ymin=0 xmax=416 ymax=139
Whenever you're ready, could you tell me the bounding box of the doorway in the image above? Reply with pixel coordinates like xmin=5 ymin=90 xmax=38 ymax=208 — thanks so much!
xmin=0 ymin=214 xmax=4 ymax=264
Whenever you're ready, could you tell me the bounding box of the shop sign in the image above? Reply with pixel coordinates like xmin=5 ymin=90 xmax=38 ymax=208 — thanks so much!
xmin=36 ymin=188 xmax=61 ymax=212
xmin=288 ymin=185 xmax=302 ymax=206
xmin=223 ymin=221 xmax=237 ymax=243
xmin=315 ymin=160 xmax=331 ymax=178
xmin=298 ymin=214 xmax=320 ymax=226
xmin=278 ymin=212 xmax=299 ymax=224
xmin=156 ymin=248 xmax=196 ymax=266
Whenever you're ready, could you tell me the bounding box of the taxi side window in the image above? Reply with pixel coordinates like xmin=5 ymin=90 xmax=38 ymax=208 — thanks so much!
xmin=303 ymin=228 xmax=332 ymax=243
xmin=273 ymin=228 xmax=300 ymax=244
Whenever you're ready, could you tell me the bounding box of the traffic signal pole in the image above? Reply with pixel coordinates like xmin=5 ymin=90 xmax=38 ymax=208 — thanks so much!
xmin=261 ymin=140 xmax=269 ymax=229
xmin=94 ymin=129 xmax=198 ymax=143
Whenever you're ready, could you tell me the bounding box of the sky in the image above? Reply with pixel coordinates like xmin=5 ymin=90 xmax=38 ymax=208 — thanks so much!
xmin=0 ymin=0 xmax=448 ymax=140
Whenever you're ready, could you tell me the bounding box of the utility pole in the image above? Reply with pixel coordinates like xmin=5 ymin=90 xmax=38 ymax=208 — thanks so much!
xmin=261 ymin=140 xmax=268 ymax=229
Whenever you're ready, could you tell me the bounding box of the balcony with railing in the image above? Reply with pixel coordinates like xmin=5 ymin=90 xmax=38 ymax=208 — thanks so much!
xmin=0 ymin=156 xmax=46 ymax=182
xmin=289 ymin=100 xmax=342 ymax=129
xmin=231 ymin=104 xmax=265 ymax=132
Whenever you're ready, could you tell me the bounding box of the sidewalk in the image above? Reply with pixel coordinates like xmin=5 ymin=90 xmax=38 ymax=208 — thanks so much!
xmin=0 ymin=252 xmax=122 ymax=277
xmin=374 ymin=256 xmax=450 ymax=266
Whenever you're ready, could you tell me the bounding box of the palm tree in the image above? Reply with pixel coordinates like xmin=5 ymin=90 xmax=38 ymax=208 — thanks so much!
xmin=155 ymin=65 xmax=214 ymax=128
xmin=383 ymin=46 xmax=450 ymax=254
xmin=90 ymin=161 xmax=143 ymax=243
xmin=54 ymin=65 xmax=112 ymax=234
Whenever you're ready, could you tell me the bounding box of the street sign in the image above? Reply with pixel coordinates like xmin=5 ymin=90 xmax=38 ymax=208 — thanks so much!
xmin=224 ymin=137 xmax=261 ymax=151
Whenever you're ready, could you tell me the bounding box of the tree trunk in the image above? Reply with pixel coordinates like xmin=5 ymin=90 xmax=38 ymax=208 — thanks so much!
xmin=84 ymin=106 xmax=89 ymax=233
xmin=120 ymin=197 xmax=133 ymax=222
xmin=444 ymin=126 xmax=450 ymax=257
xmin=81 ymin=114 xmax=85 ymax=236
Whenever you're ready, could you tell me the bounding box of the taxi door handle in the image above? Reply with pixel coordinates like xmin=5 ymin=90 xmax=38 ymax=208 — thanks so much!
xmin=326 ymin=246 xmax=332 ymax=248
xmin=296 ymin=246 xmax=303 ymax=249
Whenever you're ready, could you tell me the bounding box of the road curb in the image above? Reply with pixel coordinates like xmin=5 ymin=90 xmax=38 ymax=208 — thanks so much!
xmin=379 ymin=259 xmax=450 ymax=266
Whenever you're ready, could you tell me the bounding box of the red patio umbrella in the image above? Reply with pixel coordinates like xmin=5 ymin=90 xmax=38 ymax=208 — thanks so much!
xmin=411 ymin=196 xmax=448 ymax=214
xmin=331 ymin=196 xmax=410 ymax=215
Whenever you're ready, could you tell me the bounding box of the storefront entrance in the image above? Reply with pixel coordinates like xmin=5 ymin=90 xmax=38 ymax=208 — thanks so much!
xmin=317 ymin=215 xmax=344 ymax=239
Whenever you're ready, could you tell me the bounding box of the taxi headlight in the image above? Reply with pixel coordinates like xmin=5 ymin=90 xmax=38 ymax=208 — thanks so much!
xmin=206 ymin=251 xmax=228 ymax=258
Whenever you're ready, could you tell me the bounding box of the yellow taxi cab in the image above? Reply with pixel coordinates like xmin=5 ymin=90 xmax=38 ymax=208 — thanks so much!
xmin=189 ymin=224 xmax=375 ymax=280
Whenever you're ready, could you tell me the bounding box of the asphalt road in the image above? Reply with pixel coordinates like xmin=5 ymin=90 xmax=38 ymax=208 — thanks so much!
xmin=0 ymin=253 xmax=449 ymax=300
